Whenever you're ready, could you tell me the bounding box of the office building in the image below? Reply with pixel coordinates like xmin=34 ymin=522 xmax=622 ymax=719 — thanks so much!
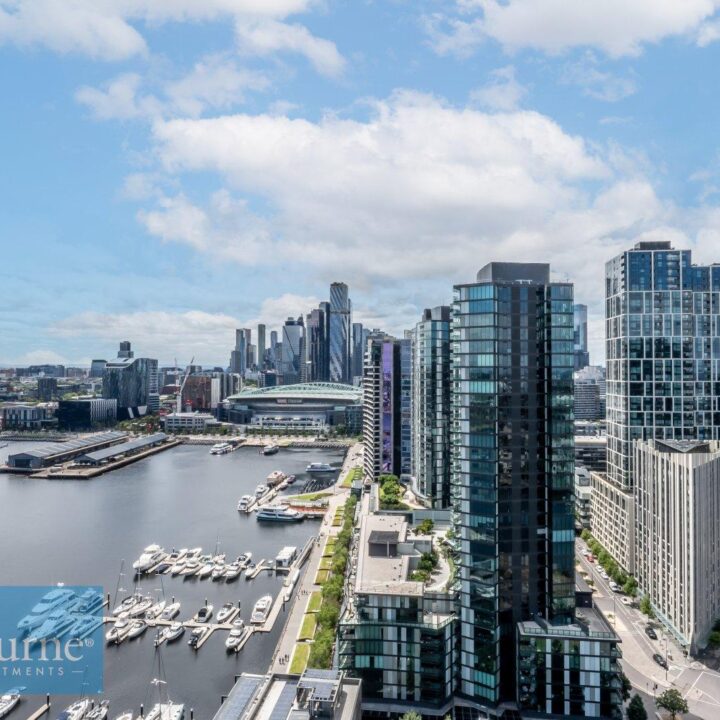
xmin=269 ymin=330 xmax=279 ymax=369
xmin=89 ymin=359 xmax=107 ymax=378
xmin=37 ymin=377 xmax=58 ymax=401
xmin=411 ymin=306 xmax=451 ymax=509
xmin=575 ymin=467 xmax=593 ymax=530
xmin=182 ymin=375 xmax=213 ymax=411
xmin=103 ymin=342 xmax=159 ymax=419
xmin=57 ymin=398 xmax=117 ymax=430
xmin=163 ymin=411 xmax=217 ymax=432
xmin=592 ymin=241 xmax=720 ymax=573
xmin=634 ymin=439 xmax=720 ymax=653
xmin=573 ymin=303 xmax=590 ymax=370
xmin=329 ymin=282 xmax=352 ymax=384
xmin=229 ymin=329 xmax=251 ymax=375
xmin=338 ymin=512 xmax=456 ymax=711
xmin=1 ymin=404 xmax=54 ymax=430
xmin=575 ymin=434 xmax=607 ymax=473
xmin=306 ymin=307 xmax=329 ymax=382
xmin=351 ymin=322 xmax=364 ymax=382
xmin=363 ymin=336 xmax=411 ymax=481
xmin=257 ymin=324 xmax=266 ymax=371
xmin=574 ymin=365 xmax=606 ymax=420
xmin=117 ymin=341 xmax=133 ymax=359
xmin=451 ymin=263 xmax=578 ymax=708
xmin=279 ymin=317 xmax=304 ymax=385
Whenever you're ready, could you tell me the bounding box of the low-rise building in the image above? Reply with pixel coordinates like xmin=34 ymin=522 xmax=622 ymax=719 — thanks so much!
xmin=338 ymin=511 xmax=457 ymax=713
xmin=163 ymin=412 xmax=218 ymax=432
xmin=575 ymin=435 xmax=607 ymax=473
xmin=57 ymin=398 xmax=117 ymax=430
xmin=1 ymin=403 xmax=54 ymax=430
xmin=517 ymin=607 xmax=623 ymax=719
xmin=635 ymin=439 xmax=720 ymax=653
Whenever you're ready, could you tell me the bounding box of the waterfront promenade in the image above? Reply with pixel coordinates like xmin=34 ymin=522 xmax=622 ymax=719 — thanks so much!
xmin=268 ymin=442 xmax=362 ymax=673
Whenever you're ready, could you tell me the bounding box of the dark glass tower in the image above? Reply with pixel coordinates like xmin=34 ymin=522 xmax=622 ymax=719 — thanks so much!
xmin=452 ymin=263 xmax=575 ymax=704
xmin=329 ymin=282 xmax=352 ymax=384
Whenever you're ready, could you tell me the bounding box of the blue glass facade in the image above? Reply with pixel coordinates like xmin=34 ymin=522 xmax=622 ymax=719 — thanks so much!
xmin=451 ymin=264 xmax=575 ymax=706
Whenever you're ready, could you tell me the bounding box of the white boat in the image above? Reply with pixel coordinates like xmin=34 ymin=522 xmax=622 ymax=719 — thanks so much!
xmin=255 ymin=484 xmax=269 ymax=498
xmin=112 ymin=593 xmax=142 ymax=616
xmin=196 ymin=561 xmax=214 ymax=579
xmin=211 ymin=564 xmax=226 ymax=581
xmin=275 ymin=546 xmax=298 ymax=567
xmin=188 ymin=627 xmax=208 ymax=649
xmin=145 ymin=600 xmax=166 ymax=620
xmin=266 ymin=470 xmax=287 ymax=487
xmin=193 ymin=605 xmax=213 ymax=623
xmin=105 ymin=618 xmax=131 ymax=644
xmin=224 ymin=562 xmax=242 ymax=581
xmin=169 ymin=559 xmax=186 ymax=575
xmin=216 ymin=603 xmax=235 ymax=624
xmin=165 ymin=622 xmax=184 ymax=643
xmin=29 ymin=608 xmax=75 ymax=643
xmin=144 ymin=705 xmax=184 ymax=720
xmin=250 ymin=595 xmax=272 ymax=624
xmin=161 ymin=602 xmax=181 ymax=620
xmin=238 ymin=553 xmax=252 ymax=567
xmin=132 ymin=545 xmax=165 ymax=573
xmin=306 ymin=462 xmax=334 ymax=473
xmin=181 ymin=558 xmax=201 ymax=576
xmin=237 ymin=495 xmax=254 ymax=511
xmin=113 ymin=712 xmax=133 ymax=720
xmin=128 ymin=596 xmax=153 ymax=617
xmin=210 ymin=442 xmax=232 ymax=455
xmin=262 ymin=445 xmax=279 ymax=455
xmin=0 ymin=689 xmax=23 ymax=720
xmin=224 ymin=623 xmax=249 ymax=652
xmin=17 ymin=588 xmax=76 ymax=633
xmin=126 ymin=619 xmax=147 ymax=639
xmin=67 ymin=614 xmax=103 ymax=640
xmin=71 ymin=589 xmax=103 ymax=615
xmin=56 ymin=699 xmax=90 ymax=720
xmin=256 ymin=506 xmax=304 ymax=523
xmin=85 ymin=702 xmax=109 ymax=720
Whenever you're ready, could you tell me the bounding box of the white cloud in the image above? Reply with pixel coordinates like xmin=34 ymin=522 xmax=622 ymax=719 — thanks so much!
xmin=235 ymin=19 xmax=346 ymax=77
xmin=10 ymin=349 xmax=71 ymax=366
xmin=470 ymin=65 xmax=526 ymax=111
xmin=75 ymin=73 xmax=161 ymax=120
xmin=428 ymin=0 xmax=720 ymax=58
xmin=165 ymin=55 xmax=270 ymax=117
xmin=0 ymin=0 xmax=341 ymax=72
xmin=561 ymin=54 xmax=637 ymax=102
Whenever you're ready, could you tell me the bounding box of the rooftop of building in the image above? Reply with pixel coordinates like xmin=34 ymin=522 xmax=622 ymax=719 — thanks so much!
xmin=7 ymin=431 xmax=128 ymax=459
xmin=226 ymin=382 xmax=362 ymax=404
xmin=575 ymin=435 xmax=607 ymax=446
xmin=211 ymin=671 xmax=360 ymax=720
xmin=476 ymin=261 xmax=550 ymax=285
xmin=78 ymin=433 xmax=167 ymax=463
xmin=518 ymin=603 xmax=619 ymax=642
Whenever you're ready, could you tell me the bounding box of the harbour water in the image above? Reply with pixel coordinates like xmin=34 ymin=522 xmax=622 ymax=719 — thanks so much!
xmin=0 ymin=443 xmax=346 ymax=719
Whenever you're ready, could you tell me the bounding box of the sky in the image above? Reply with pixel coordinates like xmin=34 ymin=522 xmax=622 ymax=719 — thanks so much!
xmin=3 ymin=0 xmax=720 ymax=367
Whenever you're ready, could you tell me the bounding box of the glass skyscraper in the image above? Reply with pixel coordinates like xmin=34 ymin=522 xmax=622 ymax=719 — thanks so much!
xmin=329 ymin=282 xmax=352 ymax=384
xmin=451 ymin=263 xmax=575 ymax=705
xmin=592 ymin=240 xmax=720 ymax=573
xmin=411 ymin=306 xmax=451 ymax=508
xmin=573 ymin=303 xmax=589 ymax=370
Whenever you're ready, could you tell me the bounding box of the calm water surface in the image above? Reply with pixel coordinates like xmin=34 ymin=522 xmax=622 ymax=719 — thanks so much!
xmin=0 ymin=443 xmax=345 ymax=719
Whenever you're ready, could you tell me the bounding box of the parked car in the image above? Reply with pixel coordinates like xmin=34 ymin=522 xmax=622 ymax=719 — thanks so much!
xmin=645 ymin=626 xmax=658 ymax=640
xmin=621 ymin=596 xmax=632 ymax=606
xmin=653 ymin=653 xmax=667 ymax=669
xmin=609 ymin=581 xmax=619 ymax=592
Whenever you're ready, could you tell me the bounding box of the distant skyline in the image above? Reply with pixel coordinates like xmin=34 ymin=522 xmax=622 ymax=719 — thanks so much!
xmin=4 ymin=2 xmax=720 ymax=366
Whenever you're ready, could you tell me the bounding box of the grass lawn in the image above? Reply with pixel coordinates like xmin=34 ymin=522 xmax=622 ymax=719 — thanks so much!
xmin=285 ymin=491 xmax=332 ymax=503
xmin=289 ymin=644 xmax=310 ymax=673
xmin=298 ymin=614 xmax=317 ymax=641
xmin=323 ymin=540 xmax=336 ymax=557
xmin=319 ymin=557 xmax=332 ymax=571
xmin=307 ymin=591 xmax=322 ymax=613
xmin=314 ymin=569 xmax=330 ymax=584
xmin=340 ymin=466 xmax=362 ymax=489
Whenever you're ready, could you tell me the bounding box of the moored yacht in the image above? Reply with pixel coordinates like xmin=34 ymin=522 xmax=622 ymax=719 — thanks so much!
xmin=237 ymin=495 xmax=254 ymax=511
xmin=256 ymin=506 xmax=304 ymax=523
xmin=250 ymin=595 xmax=272 ymax=624
xmin=0 ymin=689 xmax=23 ymax=720
xmin=261 ymin=445 xmax=279 ymax=456
xmin=223 ymin=562 xmax=242 ymax=581
xmin=210 ymin=442 xmax=232 ymax=455
xmin=132 ymin=545 xmax=165 ymax=573
xmin=193 ymin=605 xmax=213 ymax=623
xmin=85 ymin=702 xmax=109 ymax=720
xmin=305 ymin=462 xmax=334 ymax=473
xmin=106 ymin=618 xmax=132 ymax=644
xmin=56 ymin=699 xmax=90 ymax=720
xmin=161 ymin=602 xmax=181 ymax=620
xmin=145 ymin=600 xmax=166 ymax=620
xmin=216 ymin=603 xmax=235 ymax=624
xmin=28 ymin=608 xmax=75 ymax=644
xmin=254 ymin=484 xmax=269 ymax=498
xmin=224 ymin=621 xmax=249 ymax=652
xmin=144 ymin=705 xmax=184 ymax=720
xmin=17 ymin=587 xmax=76 ymax=633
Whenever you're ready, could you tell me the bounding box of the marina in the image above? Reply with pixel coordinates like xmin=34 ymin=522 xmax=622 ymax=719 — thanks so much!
xmin=0 ymin=442 xmax=345 ymax=719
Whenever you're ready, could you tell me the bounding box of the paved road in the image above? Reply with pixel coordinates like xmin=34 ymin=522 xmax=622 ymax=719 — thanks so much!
xmin=576 ymin=540 xmax=720 ymax=719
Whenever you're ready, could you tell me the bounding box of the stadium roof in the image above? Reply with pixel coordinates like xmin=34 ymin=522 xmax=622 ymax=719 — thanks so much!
xmin=226 ymin=382 xmax=362 ymax=403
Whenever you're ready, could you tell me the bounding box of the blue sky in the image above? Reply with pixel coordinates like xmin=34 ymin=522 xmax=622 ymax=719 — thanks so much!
xmin=3 ymin=0 xmax=720 ymax=366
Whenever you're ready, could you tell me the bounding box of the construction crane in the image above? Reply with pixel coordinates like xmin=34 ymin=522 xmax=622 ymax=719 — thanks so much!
xmin=176 ymin=357 xmax=194 ymax=414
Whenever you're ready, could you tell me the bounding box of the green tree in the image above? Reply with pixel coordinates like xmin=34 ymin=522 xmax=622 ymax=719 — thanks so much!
xmin=623 ymin=577 xmax=639 ymax=597
xmin=581 ymin=528 xmax=591 ymax=542
xmin=621 ymin=672 xmax=631 ymax=702
xmin=416 ymin=518 xmax=435 ymax=535
xmin=656 ymin=688 xmax=688 ymax=720
xmin=400 ymin=713 xmax=422 ymax=720
xmin=626 ymin=694 xmax=648 ymax=720
xmin=639 ymin=595 xmax=655 ymax=619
